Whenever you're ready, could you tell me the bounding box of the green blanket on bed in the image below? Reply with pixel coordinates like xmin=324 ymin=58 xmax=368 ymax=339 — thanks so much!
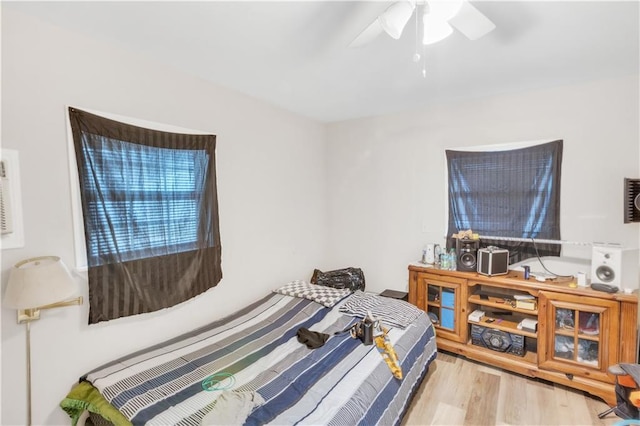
xmin=60 ymin=381 xmax=131 ymax=426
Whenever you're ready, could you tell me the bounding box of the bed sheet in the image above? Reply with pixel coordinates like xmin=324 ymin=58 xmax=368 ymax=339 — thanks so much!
xmin=61 ymin=292 xmax=437 ymax=426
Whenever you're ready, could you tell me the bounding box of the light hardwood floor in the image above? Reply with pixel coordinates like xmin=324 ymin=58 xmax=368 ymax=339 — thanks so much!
xmin=403 ymin=351 xmax=622 ymax=426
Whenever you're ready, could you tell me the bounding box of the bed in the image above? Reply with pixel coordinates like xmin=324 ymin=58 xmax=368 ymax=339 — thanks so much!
xmin=61 ymin=283 xmax=437 ymax=426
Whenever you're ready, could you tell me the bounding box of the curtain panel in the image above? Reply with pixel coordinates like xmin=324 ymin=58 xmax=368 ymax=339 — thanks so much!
xmin=69 ymin=107 xmax=222 ymax=324
xmin=446 ymin=140 xmax=563 ymax=263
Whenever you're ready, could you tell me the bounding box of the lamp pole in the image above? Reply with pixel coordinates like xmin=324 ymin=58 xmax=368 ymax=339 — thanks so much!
xmin=17 ymin=303 xmax=80 ymax=426
xmin=25 ymin=319 xmax=32 ymax=426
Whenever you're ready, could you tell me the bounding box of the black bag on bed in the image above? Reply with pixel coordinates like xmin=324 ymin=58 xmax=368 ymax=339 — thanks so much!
xmin=311 ymin=267 xmax=365 ymax=292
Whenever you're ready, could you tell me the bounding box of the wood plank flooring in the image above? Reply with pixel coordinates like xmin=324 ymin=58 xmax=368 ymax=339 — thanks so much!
xmin=403 ymin=351 xmax=622 ymax=426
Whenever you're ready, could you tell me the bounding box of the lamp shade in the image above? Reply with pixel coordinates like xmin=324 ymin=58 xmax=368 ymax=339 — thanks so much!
xmin=4 ymin=256 xmax=75 ymax=309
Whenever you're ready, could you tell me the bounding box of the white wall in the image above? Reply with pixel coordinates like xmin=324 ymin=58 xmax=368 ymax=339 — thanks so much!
xmin=1 ymin=9 xmax=327 ymax=425
xmin=326 ymin=75 xmax=640 ymax=293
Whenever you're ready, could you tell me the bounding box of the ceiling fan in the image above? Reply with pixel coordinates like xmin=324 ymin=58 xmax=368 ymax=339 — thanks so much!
xmin=349 ymin=0 xmax=496 ymax=48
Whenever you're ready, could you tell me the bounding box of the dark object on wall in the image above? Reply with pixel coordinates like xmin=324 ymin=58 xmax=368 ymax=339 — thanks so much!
xmin=456 ymin=238 xmax=479 ymax=272
xmin=311 ymin=267 xmax=365 ymax=292
xmin=624 ymin=178 xmax=640 ymax=223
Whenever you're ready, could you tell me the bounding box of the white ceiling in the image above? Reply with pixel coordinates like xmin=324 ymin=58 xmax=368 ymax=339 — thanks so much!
xmin=5 ymin=1 xmax=640 ymax=123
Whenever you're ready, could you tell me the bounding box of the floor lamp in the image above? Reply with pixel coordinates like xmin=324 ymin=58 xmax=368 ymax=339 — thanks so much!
xmin=4 ymin=256 xmax=83 ymax=426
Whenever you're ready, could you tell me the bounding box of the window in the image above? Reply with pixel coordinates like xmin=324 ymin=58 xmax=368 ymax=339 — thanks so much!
xmin=69 ymin=107 xmax=222 ymax=323
xmin=446 ymin=140 xmax=562 ymax=263
xmin=80 ymin=138 xmax=210 ymax=265
xmin=0 ymin=149 xmax=25 ymax=249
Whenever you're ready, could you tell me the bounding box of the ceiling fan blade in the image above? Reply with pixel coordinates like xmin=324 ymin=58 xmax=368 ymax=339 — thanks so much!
xmin=349 ymin=0 xmax=416 ymax=47
xmin=349 ymin=18 xmax=384 ymax=48
xmin=449 ymin=1 xmax=495 ymax=40
xmin=379 ymin=1 xmax=415 ymax=39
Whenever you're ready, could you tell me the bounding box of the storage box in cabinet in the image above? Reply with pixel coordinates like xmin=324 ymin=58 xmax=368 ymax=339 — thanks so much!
xmin=441 ymin=308 xmax=455 ymax=329
xmin=441 ymin=289 xmax=455 ymax=308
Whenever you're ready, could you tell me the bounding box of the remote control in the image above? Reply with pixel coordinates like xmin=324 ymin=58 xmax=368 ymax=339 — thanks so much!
xmin=590 ymin=283 xmax=619 ymax=293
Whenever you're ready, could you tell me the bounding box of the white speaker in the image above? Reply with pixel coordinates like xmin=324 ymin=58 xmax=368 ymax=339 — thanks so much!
xmin=591 ymin=245 xmax=639 ymax=291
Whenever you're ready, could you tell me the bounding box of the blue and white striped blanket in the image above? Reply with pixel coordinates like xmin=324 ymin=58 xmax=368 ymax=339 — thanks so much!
xmin=339 ymin=291 xmax=422 ymax=329
xmin=77 ymin=292 xmax=437 ymax=425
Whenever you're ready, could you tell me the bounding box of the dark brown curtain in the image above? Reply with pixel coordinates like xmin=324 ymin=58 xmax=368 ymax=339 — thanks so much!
xmin=69 ymin=107 xmax=222 ymax=324
xmin=446 ymin=140 xmax=563 ymax=263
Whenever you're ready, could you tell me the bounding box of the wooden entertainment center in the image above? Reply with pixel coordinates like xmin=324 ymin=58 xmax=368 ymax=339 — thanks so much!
xmin=408 ymin=263 xmax=639 ymax=406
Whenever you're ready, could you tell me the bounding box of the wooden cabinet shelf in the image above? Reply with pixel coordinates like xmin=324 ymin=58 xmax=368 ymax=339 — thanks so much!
xmin=467 ymin=294 xmax=538 ymax=316
xmin=408 ymin=264 xmax=638 ymax=407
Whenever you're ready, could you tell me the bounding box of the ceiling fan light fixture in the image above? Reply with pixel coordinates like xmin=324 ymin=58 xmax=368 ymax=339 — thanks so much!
xmin=426 ymin=0 xmax=464 ymax=21
xmin=379 ymin=0 xmax=416 ymax=39
xmin=423 ymin=13 xmax=454 ymax=45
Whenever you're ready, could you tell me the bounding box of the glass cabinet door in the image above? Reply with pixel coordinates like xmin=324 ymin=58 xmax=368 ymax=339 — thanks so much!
xmin=539 ymin=291 xmax=618 ymax=383
xmin=553 ymin=308 xmax=600 ymax=367
xmin=421 ymin=274 xmax=467 ymax=343
xmin=427 ymin=285 xmax=456 ymax=331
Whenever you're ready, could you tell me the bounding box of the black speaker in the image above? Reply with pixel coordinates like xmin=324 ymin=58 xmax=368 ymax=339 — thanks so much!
xmin=624 ymin=178 xmax=640 ymax=223
xmin=456 ymin=238 xmax=479 ymax=272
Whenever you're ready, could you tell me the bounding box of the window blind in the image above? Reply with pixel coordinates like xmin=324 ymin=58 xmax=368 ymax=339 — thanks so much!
xmin=446 ymin=140 xmax=563 ymax=263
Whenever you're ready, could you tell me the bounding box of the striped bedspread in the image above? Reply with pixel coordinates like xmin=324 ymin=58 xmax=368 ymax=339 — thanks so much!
xmin=72 ymin=292 xmax=437 ymax=425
